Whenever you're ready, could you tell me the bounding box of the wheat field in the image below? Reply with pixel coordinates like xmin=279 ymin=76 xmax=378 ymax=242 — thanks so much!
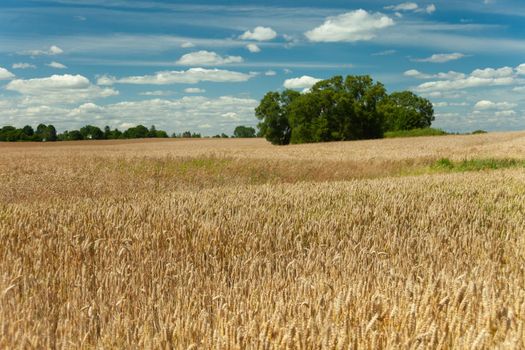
xmin=1 ymin=133 xmax=525 ymax=349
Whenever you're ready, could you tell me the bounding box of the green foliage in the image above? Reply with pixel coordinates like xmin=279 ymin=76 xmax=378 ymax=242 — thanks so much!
xmin=256 ymin=90 xmax=298 ymax=145
xmin=380 ymin=91 xmax=434 ymax=131
xmin=35 ymin=124 xmax=57 ymax=141
xmin=384 ymin=128 xmax=448 ymax=138
xmin=80 ymin=125 xmax=104 ymax=140
xmin=123 ymin=125 xmax=149 ymax=139
xmin=472 ymin=130 xmax=488 ymax=134
xmin=256 ymin=74 xmax=434 ymax=145
xmin=0 ymin=124 xmax=170 ymax=142
xmin=233 ymin=125 xmax=256 ymax=138
xmin=432 ymin=158 xmax=524 ymax=172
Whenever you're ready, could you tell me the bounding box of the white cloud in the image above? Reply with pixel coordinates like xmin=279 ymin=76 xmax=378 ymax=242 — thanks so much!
xmin=284 ymin=75 xmax=322 ymax=89
xmin=21 ymin=45 xmax=64 ymax=56
xmin=239 ymin=26 xmax=277 ymax=41
xmin=265 ymin=70 xmax=277 ymax=76
xmin=384 ymin=3 xmax=435 ymax=14
xmin=6 ymin=74 xmax=118 ymax=104
xmin=404 ymin=69 xmax=465 ymax=80
xmin=12 ymin=63 xmax=36 ymax=69
xmin=516 ymin=64 xmax=525 ymax=75
xmin=0 ymin=67 xmax=15 ymax=80
xmin=305 ymin=9 xmax=395 ymax=42
xmin=425 ymin=4 xmax=436 ymax=14
xmin=473 ymin=100 xmax=517 ymax=110
xmin=139 ymin=90 xmax=173 ymax=96
xmin=184 ymin=87 xmax=205 ymax=94
xmin=100 ymin=68 xmax=255 ymax=85
xmin=385 ymin=2 xmax=419 ymax=11
xmin=471 ymin=67 xmax=514 ymax=79
xmin=404 ymin=69 xmax=431 ymax=79
xmin=181 ymin=42 xmax=195 ymax=48
xmin=246 ymin=43 xmax=261 ymax=53
xmin=47 ymin=61 xmax=68 ymax=69
xmin=412 ymin=52 xmax=465 ymax=63
xmin=416 ymin=66 xmax=518 ymax=92
xmin=176 ymin=50 xmax=243 ymax=66
xmin=495 ymin=110 xmax=517 ymax=117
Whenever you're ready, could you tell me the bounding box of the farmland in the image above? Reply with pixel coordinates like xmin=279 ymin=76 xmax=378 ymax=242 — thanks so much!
xmin=1 ymin=132 xmax=525 ymax=348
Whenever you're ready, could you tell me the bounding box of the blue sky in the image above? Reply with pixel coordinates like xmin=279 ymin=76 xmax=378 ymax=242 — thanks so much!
xmin=0 ymin=0 xmax=524 ymax=134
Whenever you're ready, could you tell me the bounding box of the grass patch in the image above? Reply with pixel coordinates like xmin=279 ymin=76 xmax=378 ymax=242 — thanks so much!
xmin=431 ymin=158 xmax=525 ymax=172
xmin=384 ymin=128 xmax=448 ymax=138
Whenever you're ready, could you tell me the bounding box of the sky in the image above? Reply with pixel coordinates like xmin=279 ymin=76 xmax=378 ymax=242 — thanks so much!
xmin=0 ymin=0 xmax=524 ymax=135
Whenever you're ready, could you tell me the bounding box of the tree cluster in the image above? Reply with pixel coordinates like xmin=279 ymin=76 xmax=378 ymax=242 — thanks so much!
xmin=0 ymin=124 xmax=57 ymax=142
xmin=233 ymin=125 xmax=257 ymax=138
xmin=0 ymin=124 xmax=171 ymax=142
xmin=256 ymin=75 xmax=434 ymax=145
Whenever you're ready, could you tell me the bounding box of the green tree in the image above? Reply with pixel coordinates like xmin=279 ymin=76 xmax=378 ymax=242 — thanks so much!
xmin=233 ymin=125 xmax=256 ymax=138
xmin=80 ymin=125 xmax=104 ymax=140
xmin=380 ymin=91 xmax=434 ymax=131
xmin=104 ymin=125 xmax=111 ymax=139
xmin=256 ymin=90 xmax=299 ymax=145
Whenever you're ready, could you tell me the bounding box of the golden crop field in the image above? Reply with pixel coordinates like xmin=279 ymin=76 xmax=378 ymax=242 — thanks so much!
xmin=1 ymin=132 xmax=525 ymax=349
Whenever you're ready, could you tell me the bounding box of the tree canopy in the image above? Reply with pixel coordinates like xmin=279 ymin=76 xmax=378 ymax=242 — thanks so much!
xmin=256 ymin=74 xmax=435 ymax=145
xmin=233 ymin=125 xmax=257 ymax=138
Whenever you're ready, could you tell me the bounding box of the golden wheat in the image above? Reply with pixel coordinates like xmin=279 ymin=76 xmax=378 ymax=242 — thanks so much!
xmin=1 ymin=135 xmax=525 ymax=349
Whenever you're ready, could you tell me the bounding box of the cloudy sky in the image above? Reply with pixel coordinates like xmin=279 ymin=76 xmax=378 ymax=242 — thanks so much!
xmin=0 ymin=0 xmax=524 ymax=134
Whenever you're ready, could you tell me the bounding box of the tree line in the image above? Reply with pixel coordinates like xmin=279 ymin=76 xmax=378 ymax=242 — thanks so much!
xmin=0 ymin=123 xmax=258 ymax=142
xmin=256 ymin=74 xmax=435 ymax=145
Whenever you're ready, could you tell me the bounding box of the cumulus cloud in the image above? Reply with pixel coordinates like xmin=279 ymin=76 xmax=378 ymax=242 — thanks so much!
xmin=495 ymin=110 xmax=517 ymax=117
xmin=184 ymin=87 xmax=205 ymax=93
xmin=12 ymin=63 xmax=36 ymax=69
xmin=139 ymin=91 xmax=173 ymax=96
xmin=47 ymin=61 xmax=68 ymax=69
xmin=516 ymin=64 xmax=525 ymax=75
xmin=6 ymin=74 xmax=118 ymax=104
xmin=404 ymin=69 xmax=465 ymax=80
xmin=425 ymin=4 xmax=436 ymax=14
xmin=385 ymin=2 xmax=435 ymax=14
xmin=305 ymin=9 xmax=395 ymax=42
xmin=412 ymin=53 xmax=465 ymax=63
xmin=181 ymin=42 xmax=195 ymax=48
xmin=246 ymin=43 xmax=261 ymax=53
xmin=99 ymin=68 xmax=255 ymax=85
xmin=283 ymin=75 xmax=322 ymax=89
xmin=385 ymin=2 xmax=419 ymax=11
xmin=239 ymin=26 xmax=277 ymax=41
xmin=0 ymin=67 xmax=15 ymax=80
xmin=176 ymin=50 xmax=243 ymax=66
xmin=473 ymin=100 xmax=517 ymax=110
xmin=265 ymin=70 xmax=277 ymax=76
xmin=21 ymin=45 xmax=64 ymax=56
xmin=415 ymin=66 xmax=518 ymax=92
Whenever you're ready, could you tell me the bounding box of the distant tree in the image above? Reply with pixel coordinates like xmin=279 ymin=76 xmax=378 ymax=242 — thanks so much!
xmin=380 ymin=91 xmax=434 ymax=131
xmin=256 ymin=90 xmax=299 ymax=145
xmin=123 ymin=125 xmax=149 ymax=139
xmin=155 ymin=130 xmax=169 ymax=138
xmin=233 ymin=125 xmax=256 ymax=138
xmin=22 ymin=125 xmax=34 ymax=137
xmin=80 ymin=125 xmax=104 ymax=140
xmin=256 ymin=74 xmax=432 ymax=145
xmin=104 ymin=125 xmax=111 ymax=139
xmin=35 ymin=124 xmax=57 ymax=141
xmin=148 ymin=125 xmax=157 ymax=138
